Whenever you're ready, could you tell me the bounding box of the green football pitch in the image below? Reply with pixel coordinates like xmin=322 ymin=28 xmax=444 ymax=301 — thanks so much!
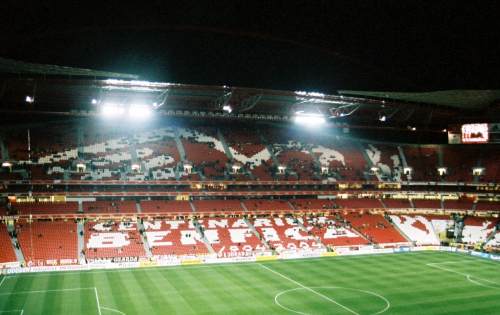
xmin=0 ymin=251 xmax=499 ymax=315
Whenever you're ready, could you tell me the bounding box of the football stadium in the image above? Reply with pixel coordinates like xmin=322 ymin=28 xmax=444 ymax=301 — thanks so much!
xmin=1 ymin=2 xmax=499 ymax=315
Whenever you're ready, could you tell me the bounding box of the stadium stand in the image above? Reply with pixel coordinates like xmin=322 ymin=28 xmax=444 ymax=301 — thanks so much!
xmin=389 ymin=215 xmax=440 ymax=245
xmin=192 ymin=200 xmax=244 ymax=213
xmin=243 ymin=200 xmax=293 ymax=212
xmin=84 ymin=220 xmax=145 ymax=259
xmin=83 ymin=201 xmax=137 ymax=214
xmin=251 ymin=216 xmax=321 ymax=251
xmin=412 ymin=199 xmax=441 ymax=209
xmin=461 ymin=217 xmax=498 ymax=244
xmin=343 ymin=212 xmax=408 ymax=244
xmin=197 ymin=217 xmax=266 ymax=257
xmin=305 ymin=215 xmax=369 ymax=247
xmin=0 ymin=224 xmax=17 ymax=263
xmin=140 ymin=200 xmax=192 ymax=213
xmin=13 ymin=202 xmax=79 ymax=215
xmin=335 ymin=198 xmax=384 ymax=209
xmin=144 ymin=219 xmax=209 ymax=256
xmin=443 ymin=199 xmax=474 ymax=210
xmin=403 ymin=146 xmax=439 ymax=181
xmin=16 ymin=220 xmax=78 ymax=265
xmin=381 ymin=198 xmax=412 ymax=209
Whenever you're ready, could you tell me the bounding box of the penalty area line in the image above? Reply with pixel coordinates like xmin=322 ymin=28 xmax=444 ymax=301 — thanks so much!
xmin=258 ymin=263 xmax=360 ymax=315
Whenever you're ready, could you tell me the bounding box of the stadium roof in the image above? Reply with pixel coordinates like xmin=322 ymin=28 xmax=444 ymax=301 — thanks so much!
xmin=0 ymin=57 xmax=138 ymax=79
xmin=339 ymin=90 xmax=500 ymax=110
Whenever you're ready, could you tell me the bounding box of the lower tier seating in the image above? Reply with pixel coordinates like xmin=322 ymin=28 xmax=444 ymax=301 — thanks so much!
xmin=16 ymin=220 xmax=78 ymax=265
xmin=343 ymin=212 xmax=408 ymax=244
xmin=85 ymin=220 xmax=145 ymax=259
xmin=0 ymin=224 xmax=17 ymax=263
xmin=144 ymin=219 xmax=208 ymax=256
xmin=197 ymin=217 xmax=266 ymax=257
xmin=389 ymin=215 xmax=440 ymax=245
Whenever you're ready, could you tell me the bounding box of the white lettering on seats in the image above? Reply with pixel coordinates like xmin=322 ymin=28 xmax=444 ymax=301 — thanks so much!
xmin=145 ymin=231 xmax=173 ymax=246
xmin=208 ymin=219 xmax=228 ymax=228
xmin=180 ymin=230 xmax=205 ymax=245
xmin=87 ymin=233 xmax=130 ymax=248
xmin=260 ymin=228 xmax=281 ymax=241
xmin=228 ymin=228 xmax=254 ymax=243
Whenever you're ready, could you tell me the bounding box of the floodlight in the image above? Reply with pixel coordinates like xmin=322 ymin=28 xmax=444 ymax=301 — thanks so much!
xmin=379 ymin=115 xmax=386 ymax=122
xmin=25 ymin=96 xmax=34 ymax=103
xmin=128 ymin=104 xmax=152 ymax=119
xmin=101 ymin=104 xmax=125 ymax=117
xmin=370 ymin=167 xmax=380 ymax=172
xmin=2 ymin=161 xmax=12 ymax=168
xmin=472 ymin=167 xmax=484 ymax=176
xmin=437 ymin=167 xmax=447 ymax=176
xmin=91 ymin=99 xmax=98 ymax=105
xmin=222 ymin=105 xmax=232 ymax=113
xmin=131 ymin=163 xmax=141 ymax=171
xmin=294 ymin=112 xmax=326 ymax=126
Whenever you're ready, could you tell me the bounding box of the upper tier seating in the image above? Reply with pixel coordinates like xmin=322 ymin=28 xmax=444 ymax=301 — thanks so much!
xmin=13 ymin=202 xmax=78 ymax=215
xmin=305 ymin=215 xmax=369 ymax=247
xmin=441 ymin=146 xmax=479 ymax=182
xmin=479 ymin=146 xmax=500 ymax=183
xmin=365 ymin=144 xmax=402 ymax=181
xmin=144 ymin=219 xmax=208 ymax=256
xmin=0 ymin=224 xmax=17 ymax=263
xmin=412 ymin=199 xmax=441 ymax=209
xmin=179 ymin=128 xmax=229 ymax=179
xmin=83 ymin=201 xmax=137 ymax=214
xmin=252 ymin=216 xmax=321 ymax=252
xmin=197 ymin=217 xmax=265 ymax=257
xmin=192 ymin=200 xmax=244 ymax=213
xmin=140 ymin=200 xmax=192 ymax=213
xmin=389 ymin=215 xmax=440 ymax=245
xmin=403 ymin=146 xmax=439 ymax=181
xmin=243 ymin=200 xmax=293 ymax=211
xmin=312 ymin=142 xmax=368 ymax=181
xmin=276 ymin=149 xmax=316 ymax=180
xmin=343 ymin=212 xmax=407 ymax=244
xmin=85 ymin=221 xmax=145 ymax=259
xmin=16 ymin=220 xmax=78 ymax=265
xmin=335 ymin=199 xmax=383 ymax=209
xmin=461 ymin=217 xmax=497 ymax=244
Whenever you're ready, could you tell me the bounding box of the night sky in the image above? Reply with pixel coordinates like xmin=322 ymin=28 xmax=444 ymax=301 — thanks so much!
xmin=1 ymin=1 xmax=499 ymax=93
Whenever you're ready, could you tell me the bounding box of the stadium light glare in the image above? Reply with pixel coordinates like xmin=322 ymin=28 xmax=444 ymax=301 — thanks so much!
xmin=91 ymin=99 xmax=98 ymax=105
xmin=294 ymin=112 xmax=326 ymax=126
xmin=2 ymin=161 xmax=12 ymax=168
xmin=379 ymin=115 xmax=386 ymax=122
xmin=25 ymin=95 xmax=34 ymax=103
xmin=128 ymin=104 xmax=152 ymax=119
xmin=101 ymin=104 xmax=125 ymax=117
xmin=222 ymin=105 xmax=232 ymax=113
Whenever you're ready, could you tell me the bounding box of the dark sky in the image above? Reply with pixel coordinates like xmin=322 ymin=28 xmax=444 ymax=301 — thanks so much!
xmin=0 ymin=1 xmax=499 ymax=93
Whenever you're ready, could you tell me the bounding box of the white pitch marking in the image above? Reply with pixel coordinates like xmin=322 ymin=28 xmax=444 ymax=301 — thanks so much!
xmin=20 ymin=311 xmax=23 ymax=315
xmin=0 ymin=277 xmax=6 ymax=288
xmin=259 ymin=263 xmax=360 ymax=315
xmin=274 ymin=287 xmax=390 ymax=315
xmin=94 ymin=287 xmax=102 ymax=315
xmin=100 ymin=307 xmax=127 ymax=315
xmin=427 ymin=262 xmax=500 ymax=288
xmin=0 ymin=311 xmax=23 ymax=314
xmin=0 ymin=287 xmax=95 ymax=296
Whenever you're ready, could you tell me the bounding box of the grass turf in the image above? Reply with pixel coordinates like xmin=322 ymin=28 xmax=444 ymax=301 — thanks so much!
xmin=0 ymin=251 xmax=499 ymax=315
